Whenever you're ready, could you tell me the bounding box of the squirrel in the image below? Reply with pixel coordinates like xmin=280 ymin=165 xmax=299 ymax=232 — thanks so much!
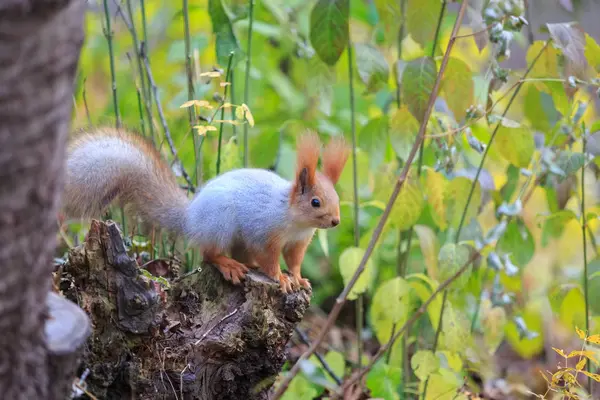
xmin=62 ymin=127 xmax=349 ymax=293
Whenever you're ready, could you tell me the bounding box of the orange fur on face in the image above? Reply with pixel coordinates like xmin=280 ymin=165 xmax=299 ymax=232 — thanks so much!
xmin=322 ymin=135 xmax=350 ymax=184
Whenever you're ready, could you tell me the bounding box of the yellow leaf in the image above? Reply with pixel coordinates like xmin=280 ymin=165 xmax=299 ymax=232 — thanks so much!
xmin=196 ymin=100 xmax=213 ymax=109
xmin=205 ymin=125 xmax=217 ymax=132
xmin=235 ymin=106 xmax=244 ymax=120
xmin=213 ymin=119 xmax=242 ymax=125
xmin=553 ymin=347 xmax=568 ymax=358
xmin=199 ymin=71 xmax=221 ymax=78
xmin=423 ymin=168 xmax=447 ymax=230
xmin=413 ymin=225 xmax=439 ymax=279
xmin=180 ymin=100 xmax=197 ymax=108
xmin=576 ymin=326 xmax=587 ymax=340
xmin=241 ymin=103 xmax=255 ymax=127
xmin=586 ymin=334 xmax=600 ymax=345
xmin=194 ymin=126 xmax=208 ymax=136
xmin=576 ymin=357 xmax=587 ymax=371
xmin=568 ymin=350 xmax=599 ymax=365
xmin=220 ymin=82 xmax=231 ymax=87
xmin=220 ymin=102 xmax=234 ymax=109
xmin=580 ymin=370 xmax=600 ymax=382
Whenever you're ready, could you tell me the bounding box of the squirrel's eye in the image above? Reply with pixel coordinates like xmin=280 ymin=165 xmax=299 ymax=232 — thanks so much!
xmin=311 ymin=198 xmax=321 ymax=208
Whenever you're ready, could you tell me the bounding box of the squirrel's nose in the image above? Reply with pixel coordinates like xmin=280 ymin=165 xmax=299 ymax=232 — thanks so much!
xmin=331 ymin=218 xmax=340 ymax=227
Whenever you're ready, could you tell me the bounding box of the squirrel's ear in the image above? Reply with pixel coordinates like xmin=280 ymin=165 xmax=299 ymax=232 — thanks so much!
xmin=294 ymin=131 xmax=320 ymax=190
xmin=322 ymin=135 xmax=350 ymax=185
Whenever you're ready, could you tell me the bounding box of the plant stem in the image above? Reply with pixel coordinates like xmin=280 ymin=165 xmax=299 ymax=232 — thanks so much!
xmin=183 ymin=0 xmax=202 ymax=184
xmin=82 ymin=78 xmax=92 ymax=126
xmin=347 ymin=23 xmax=363 ymax=378
xmin=216 ymin=52 xmax=235 ymax=175
xmin=582 ymin=132 xmax=591 ymax=395
xmin=126 ymin=0 xmax=155 ymax=144
xmin=271 ymin=2 xmax=470 ymax=397
xmin=102 ymin=0 xmax=121 ymax=128
xmin=243 ymin=0 xmax=254 ymax=167
xmin=142 ymin=50 xmax=195 ymax=190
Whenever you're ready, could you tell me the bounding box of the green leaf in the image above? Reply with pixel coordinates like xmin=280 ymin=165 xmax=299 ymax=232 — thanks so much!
xmin=497 ymin=220 xmax=535 ymax=267
xmin=560 ymin=288 xmax=586 ymax=330
xmin=389 ymin=106 xmax=420 ymax=161
xmin=281 ymin=374 xmax=318 ymax=400
xmin=371 ymin=277 xmax=412 ymax=344
xmin=208 ymin=0 xmax=242 ymax=66
xmin=401 ymin=57 xmax=437 ymax=122
xmin=505 ymin=305 xmax=544 ymax=358
xmin=323 ymin=351 xmax=345 ymax=385
xmin=407 ymin=273 xmax=442 ymax=331
xmin=444 ymin=177 xmax=481 ymax=228
xmin=390 ymin=180 xmax=424 ymax=231
xmin=438 ymin=243 xmax=471 ymax=289
xmin=423 ymin=168 xmax=448 ymax=230
xmin=359 ymin=116 xmax=389 ymax=169
xmin=406 ymin=0 xmax=442 ymax=48
xmin=547 ymin=22 xmax=586 ymax=72
xmin=585 ymin=33 xmax=600 ymax=71
xmin=424 ymin=372 xmax=465 ymax=400
xmin=482 ymin=304 xmax=507 ymax=353
xmin=541 ymin=210 xmax=577 ymax=247
xmin=339 ymin=247 xmax=374 ymax=300
xmin=556 ymin=150 xmax=586 ymax=179
xmin=524 ymin=85 xmax=560 ymax=133
xmin=366 ymin=360 xmax=402 ymax=400
xmin=354 ymin=43 xmax=389 ymax=93
xmin=440 ymin=57 xmax=474 ymax=122
xmin=440 ymin=304 xmax=471 ymax=354
xmin=310 ymin=0 xmax=349 ymax=65
xmin=495 ymin=126 xmax=535 ymax=168
xmin=411 ymin=350 xmax=439 ymax=381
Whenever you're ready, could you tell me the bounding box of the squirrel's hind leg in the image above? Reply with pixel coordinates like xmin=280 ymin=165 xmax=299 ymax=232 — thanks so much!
xmin=203 ymin=249 xmax=249 ymax=285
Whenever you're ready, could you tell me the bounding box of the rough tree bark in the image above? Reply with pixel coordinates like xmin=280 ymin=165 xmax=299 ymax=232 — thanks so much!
xmin=61 ymin=219 xmax=311 ymax=400
xmin=0 ymin=0 xmax=90 ymax=399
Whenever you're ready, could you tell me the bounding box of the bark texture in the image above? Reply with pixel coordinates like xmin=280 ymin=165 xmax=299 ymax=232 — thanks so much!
xmin=61 ymin=219 xmax=311 ymax=400
xmin=0 ymin=0 xmax=87 ymax=398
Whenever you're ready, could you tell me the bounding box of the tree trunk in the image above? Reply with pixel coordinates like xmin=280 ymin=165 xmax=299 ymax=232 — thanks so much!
xmin=0 ymin=1 xmax=89 ymax=398
xmin=60 ymin=219 xmax=312 ymax=399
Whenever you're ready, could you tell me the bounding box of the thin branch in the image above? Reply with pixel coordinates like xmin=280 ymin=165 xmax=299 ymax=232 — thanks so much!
xmin=347 ymin=17 xmax=363 ymax=380
xmin=102 ymin=0 xmax=121 ymax=128
xmin=183 ymin=0 xmax=202 ymax=185
xmin=338 ymin=251 xmax=480 ymax=394
xmin=271 ymin=2 xmax=470 ymax=397
xmin=243 ymin=0 xmax=254 ymax=167
xmin=141 ymin=46 xmax=195 ymax=190
xmin=582 ymin=130 xmax=591 ymax=395
xmin=294 ymin=327 xmax=342 ymax=385
xmin=126 ymin=0 xmax=155 ymax=144
xmin=216 ymin=52 xmax=236 ymax=175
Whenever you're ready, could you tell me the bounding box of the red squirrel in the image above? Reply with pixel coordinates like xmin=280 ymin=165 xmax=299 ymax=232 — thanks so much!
xmin=62 ymin=127 xmax=349 ymax=293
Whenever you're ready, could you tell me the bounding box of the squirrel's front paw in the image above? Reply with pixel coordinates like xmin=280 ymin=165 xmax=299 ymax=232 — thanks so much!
xmin=291 ymin=273 xmax=311 ymax=291
xmin=214 ymin=258 xmax=249 ymax=285
xmin=278 ymin=274 xmax=293 ymax=293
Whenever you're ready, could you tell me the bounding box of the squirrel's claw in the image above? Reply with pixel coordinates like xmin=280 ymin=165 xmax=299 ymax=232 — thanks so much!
xmin=214 ymin=258 xmax=249 ymax=285
xmin=278 ymin=274 xmax=293 ymax=293
xmin=291 ymin=273 xmax=311 ymax=291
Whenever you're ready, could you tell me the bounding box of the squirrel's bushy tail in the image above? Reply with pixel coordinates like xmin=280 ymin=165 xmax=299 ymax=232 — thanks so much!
xmin=63 ymin=127 xmax=189 ymax=234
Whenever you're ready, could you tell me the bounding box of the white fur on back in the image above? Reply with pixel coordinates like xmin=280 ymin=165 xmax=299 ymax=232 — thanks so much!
xmin=185 ymin=168 xmax=315 ymax=252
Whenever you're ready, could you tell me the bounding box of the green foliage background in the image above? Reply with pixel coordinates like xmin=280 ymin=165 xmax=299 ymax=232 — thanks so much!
xmin=67 ymin=0 xmax=600 ymax=398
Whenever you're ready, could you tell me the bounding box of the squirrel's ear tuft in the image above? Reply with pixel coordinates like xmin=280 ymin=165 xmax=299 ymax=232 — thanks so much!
xmin=295 ymin=130 xmax=321 ymax=190
xmin=322 ymin=135 xmax=349 ymax=185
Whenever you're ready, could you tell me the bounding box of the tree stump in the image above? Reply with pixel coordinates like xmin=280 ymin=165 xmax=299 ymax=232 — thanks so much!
xmin=61 ymin=220 xmax=311 ymax=399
